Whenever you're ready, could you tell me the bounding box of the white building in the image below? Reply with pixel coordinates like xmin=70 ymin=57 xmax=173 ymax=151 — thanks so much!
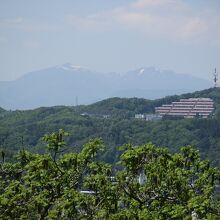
xmin=135 ymin=114 xmax=162 ymax=121
xmin=155 ymin=98 xmax=214 ymax=118
xmin=135 ymin=114 xmax=145 ymax=119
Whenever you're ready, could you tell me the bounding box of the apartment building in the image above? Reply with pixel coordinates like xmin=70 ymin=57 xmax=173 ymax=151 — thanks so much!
xmin=155 ymin=98 xmax=214 ymax=118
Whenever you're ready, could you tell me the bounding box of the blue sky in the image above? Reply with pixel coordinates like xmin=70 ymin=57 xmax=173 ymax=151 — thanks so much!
xmin=0 ymin=0 xmax=220 ymax=81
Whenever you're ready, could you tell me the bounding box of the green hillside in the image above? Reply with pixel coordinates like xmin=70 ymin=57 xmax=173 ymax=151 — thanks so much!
xmin=1 ymin=87 xmax=220 ymax=166
xmin=79 ymin=87 xmax=220 ymax=115
xmin=0 ymin=107 xmax=6 ymax=113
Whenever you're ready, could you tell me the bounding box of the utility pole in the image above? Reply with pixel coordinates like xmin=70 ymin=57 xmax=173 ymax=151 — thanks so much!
xmin=75 ymin=96 xmax=78 ymax=112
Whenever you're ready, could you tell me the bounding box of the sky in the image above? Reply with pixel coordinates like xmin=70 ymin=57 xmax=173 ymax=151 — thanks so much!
xmin=0 ymin=0 xmax=220 ymax=81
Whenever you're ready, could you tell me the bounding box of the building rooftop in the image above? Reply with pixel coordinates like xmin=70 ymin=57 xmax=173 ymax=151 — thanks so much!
xmin=155 ymin=98 xmax=214 ymax=118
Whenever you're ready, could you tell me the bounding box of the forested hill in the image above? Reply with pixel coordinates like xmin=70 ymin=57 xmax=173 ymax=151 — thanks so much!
xmin=1 ymin=87 xmax=220 ymax=166
xmin=79 ymin=87 xmax=220 ymax=115
xmin=0 ymin=107 xmax=6 ymax=113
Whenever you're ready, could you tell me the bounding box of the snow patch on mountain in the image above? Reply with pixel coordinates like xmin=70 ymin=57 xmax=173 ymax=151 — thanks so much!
xmin=138 ymin=68 xmax=145 ymax=76
xmin=0 ymin=64 xmax=213 ymax=109
xmin=57 ymin=63 xmax=86 ymax=72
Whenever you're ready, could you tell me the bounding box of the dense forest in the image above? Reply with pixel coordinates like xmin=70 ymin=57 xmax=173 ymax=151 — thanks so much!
xmin=0 ymin=130 xmax=220 ymax=219
xmin=1 ymin=87 xmax=220 ymax=166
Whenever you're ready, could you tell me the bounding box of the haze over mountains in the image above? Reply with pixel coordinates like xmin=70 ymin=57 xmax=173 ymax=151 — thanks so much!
xmin=0 ymin=63 xmax=212 ymax=110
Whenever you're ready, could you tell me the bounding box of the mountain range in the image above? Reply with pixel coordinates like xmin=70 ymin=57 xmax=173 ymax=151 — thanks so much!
xmin=0 ymin=63 xmax=212 ymax=109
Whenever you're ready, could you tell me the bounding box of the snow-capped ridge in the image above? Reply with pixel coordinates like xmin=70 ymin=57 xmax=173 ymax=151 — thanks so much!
xmin=138 ymin=68 xmax=145 ymax=76
xmin=0 ymin=64 xmax=212 ymax=110
xmin=57 ymin=63 xmax=88 ymax=72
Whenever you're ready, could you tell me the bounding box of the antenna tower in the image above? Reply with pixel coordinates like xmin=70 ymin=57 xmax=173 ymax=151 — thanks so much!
xmin=213 ymin=68 xmax=218 ymax=88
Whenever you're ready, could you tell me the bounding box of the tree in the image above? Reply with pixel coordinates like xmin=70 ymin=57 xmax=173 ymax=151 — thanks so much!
xmin=116 ymin=144 xmax=220 ymax=219
xmin=0 ymin=130 xmax=220 ymax=219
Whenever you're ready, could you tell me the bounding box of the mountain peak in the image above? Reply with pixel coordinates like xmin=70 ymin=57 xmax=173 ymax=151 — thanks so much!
xmin=0 ymin=65 xmax=212 ymax=110
xmin=57 ymin=63 xmax=87 ymax=71
xmin=138 ymin=68 xmax=145 ymax=76
xmin=134 ymin=67 xmax=157 ymax=75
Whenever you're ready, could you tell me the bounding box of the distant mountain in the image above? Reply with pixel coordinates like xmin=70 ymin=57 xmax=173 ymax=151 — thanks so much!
xmin=0 ymin=63 xmax=212 ymax=109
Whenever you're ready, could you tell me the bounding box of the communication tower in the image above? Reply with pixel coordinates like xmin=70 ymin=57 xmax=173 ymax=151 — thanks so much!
xmin=213 ymin=68 xmax=218 ymax=87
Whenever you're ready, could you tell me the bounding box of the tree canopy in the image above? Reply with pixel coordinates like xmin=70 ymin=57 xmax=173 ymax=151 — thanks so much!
xmin=0 ymin=130 xmax=220 ymax=219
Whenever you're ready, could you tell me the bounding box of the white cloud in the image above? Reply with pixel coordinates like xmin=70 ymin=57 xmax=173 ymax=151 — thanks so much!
xmin=179 ymin=17 xmax=207 ymax=39
xmin=132 ymin=0 xmax=180 ymax=8
xmin=65 ymin=0 xmax=220 ymax=46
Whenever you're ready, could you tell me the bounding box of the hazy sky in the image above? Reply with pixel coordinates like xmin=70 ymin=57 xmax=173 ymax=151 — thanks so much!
xmin=0 ymin=0 xmax=220 ymax=81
